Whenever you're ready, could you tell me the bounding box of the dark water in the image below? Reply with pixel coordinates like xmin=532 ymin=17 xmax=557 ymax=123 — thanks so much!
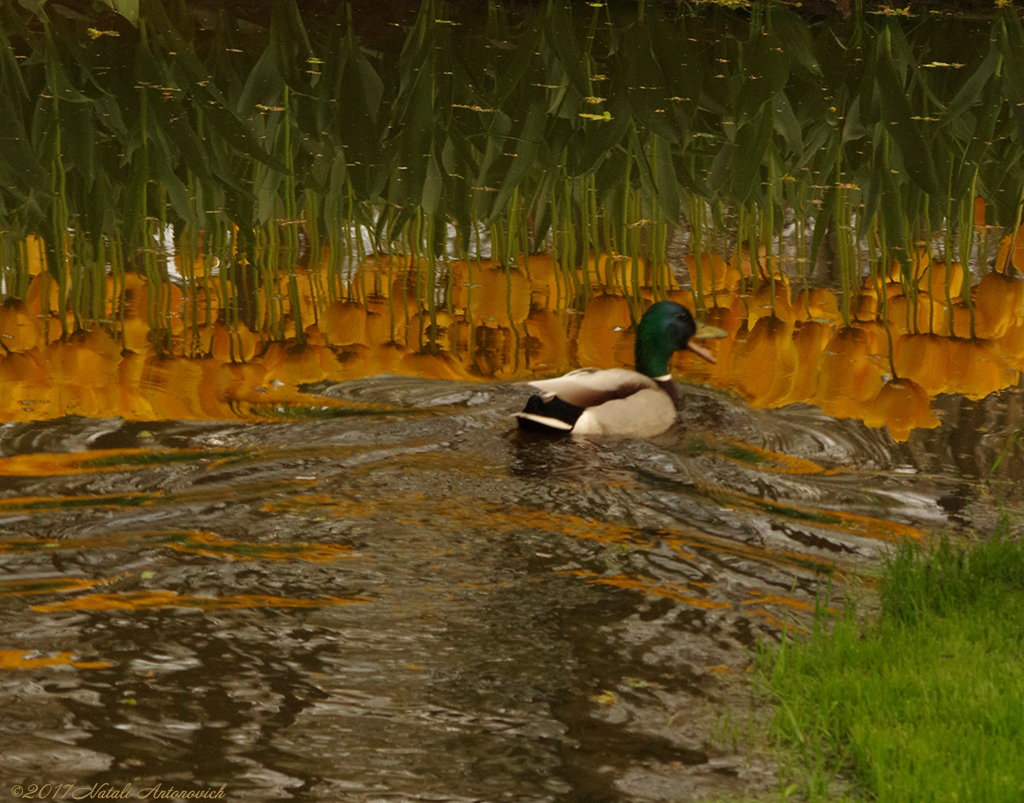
xmin=2 ymin=374 xmax=1012 ymax=801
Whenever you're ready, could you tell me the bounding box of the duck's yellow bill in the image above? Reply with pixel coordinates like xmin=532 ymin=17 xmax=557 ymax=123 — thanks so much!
xmin=687 ymin=324 xmax=726 ymax=363
xmin=693 ymin=324 xmax=729 ymax=340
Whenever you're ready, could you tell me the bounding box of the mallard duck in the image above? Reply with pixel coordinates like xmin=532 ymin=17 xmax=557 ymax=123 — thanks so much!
xmin=515 ymin=301 xmax=716 ymax=437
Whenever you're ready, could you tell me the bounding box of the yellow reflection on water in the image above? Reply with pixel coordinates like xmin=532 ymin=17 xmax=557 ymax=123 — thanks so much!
xmin=31 ymin=590 xmax=375 ymax=612
xmin=0 ymin=529 xmax=360 ymax=563
xmin=559 ymin=570 xmax=733 ymax=610
xmin=0 ymin=448 xmax=239 ymax=476
xmin=0 ymin=650 xmax=112 ymax=670
xmin=3 ymin=230 xmax=1024 ymax=441
xmin=0 ymin=577 xmax=109 ymax=596
xmin=164 ymin=530 xmax=362 ymax=563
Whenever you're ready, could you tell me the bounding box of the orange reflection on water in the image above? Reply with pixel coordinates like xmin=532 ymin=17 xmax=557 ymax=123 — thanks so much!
xmin=0 ymin=448 xmax=239 ymax=477
xmin=0 ymin=492 xmax=157 ymax=515
xmin=473 ymin=504 xmax=648 ymax=547
xmin=741 ymin=593 xmax=824 ymax=613
xmin=260 ymin=494 xmax=379 ymax=518
xmin=164 ymin=530 xmax=361 ymax=563
xmin=557 ymin=569 xmax=732 ymax=610
xmin=0 ymin=577 xmax=110 ymax=596
xmin=700 ymin=484 xmax=924 ymax=543
xmin=744 ymin=608 xmax=798 ymax=631
xmin=2 ymin=234 xmax=1023 ymax=441
xmin=0 ymin=529 xmax=360 ymax=564
xmin=711 ymin=441 xmax=838 ymax=475
xmin=31 ymin=590 xmax=375 ymax=612
xmin=0 ymin=650 xmax=111 ymax=670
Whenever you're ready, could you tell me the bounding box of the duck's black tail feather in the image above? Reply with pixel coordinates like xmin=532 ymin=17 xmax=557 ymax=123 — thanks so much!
xmin=514 ymin=394 xmax=585 ymax=433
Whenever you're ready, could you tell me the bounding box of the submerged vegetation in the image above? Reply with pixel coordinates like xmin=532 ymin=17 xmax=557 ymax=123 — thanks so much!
xmin=762 ymin=526 xmax=1024 ymax=802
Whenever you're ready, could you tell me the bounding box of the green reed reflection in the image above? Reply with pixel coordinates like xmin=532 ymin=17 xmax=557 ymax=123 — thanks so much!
xmin=2 ymin=3 xmax=1022 ymax=267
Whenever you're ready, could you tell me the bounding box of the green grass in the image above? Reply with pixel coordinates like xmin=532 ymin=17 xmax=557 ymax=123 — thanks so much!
xmin=761 ymin=523 xmax=1024 ymax=802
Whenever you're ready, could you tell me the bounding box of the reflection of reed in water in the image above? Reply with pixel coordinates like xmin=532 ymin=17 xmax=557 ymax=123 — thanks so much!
xmin=1 ymin=221 xmax=1022 ymax=443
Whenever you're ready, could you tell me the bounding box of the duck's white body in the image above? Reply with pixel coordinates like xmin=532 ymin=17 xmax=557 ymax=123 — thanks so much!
xmin=515 ymin=368 xmax=678 ymax=437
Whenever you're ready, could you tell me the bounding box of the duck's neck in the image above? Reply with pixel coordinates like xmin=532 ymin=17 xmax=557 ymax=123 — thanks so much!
xmin=653 ymin=374 xmax=679 ymax=405
xmin=635 ymin=337 xmax=673 ymax=379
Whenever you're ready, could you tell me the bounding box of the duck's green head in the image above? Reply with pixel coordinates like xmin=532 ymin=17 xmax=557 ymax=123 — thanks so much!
xmin=634 ymin=301 xmax=716 ymax=377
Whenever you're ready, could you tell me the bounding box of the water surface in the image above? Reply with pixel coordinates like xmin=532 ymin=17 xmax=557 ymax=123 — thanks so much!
xmin=3 ymin=369 xmax=1015 ymax=799
xmin=2 ymin=1 xmax=1024 ymax=800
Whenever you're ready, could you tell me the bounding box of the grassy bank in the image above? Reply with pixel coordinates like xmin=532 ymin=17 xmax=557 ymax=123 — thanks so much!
xmin=761 ymin=522 xmax=1024 ymax=802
